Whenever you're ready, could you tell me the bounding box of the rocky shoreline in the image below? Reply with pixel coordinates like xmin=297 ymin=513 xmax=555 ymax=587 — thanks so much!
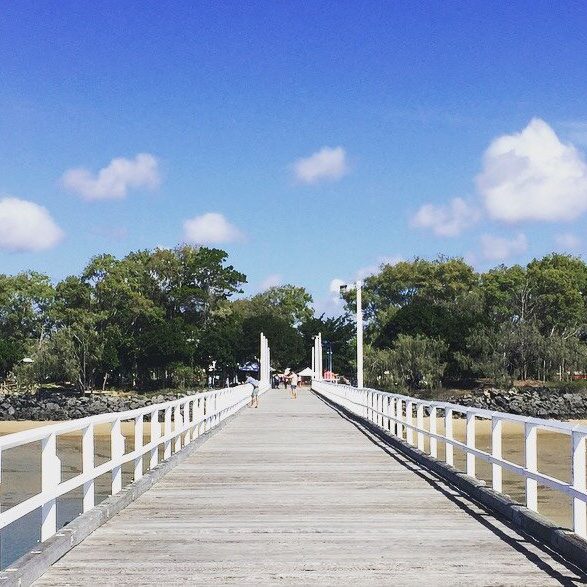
xmin=0 ymin=391 xmax=195 ymax=422
xmin=444 ymin=387 xmax=587 ymax=420
xmin=0 ymin=386 xmax=586 ymax=422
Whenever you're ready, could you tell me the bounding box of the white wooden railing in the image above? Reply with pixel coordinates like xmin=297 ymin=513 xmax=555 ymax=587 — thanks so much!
xmin=0 ymin=383 xmax=268 ymax=543
xmin=312 ymin=381 xmax=587 ymax=538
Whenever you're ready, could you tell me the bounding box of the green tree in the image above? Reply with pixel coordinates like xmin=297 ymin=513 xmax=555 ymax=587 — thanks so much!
xmin=238 ymin=312 xmax=304 ymax=370
xmin=299 ymin=314 xmax=355 ymax=377
xmin=365 ymin=334 xmax=448 ymax=390
xmin=252 ymin=285 xmax=313 ymax=326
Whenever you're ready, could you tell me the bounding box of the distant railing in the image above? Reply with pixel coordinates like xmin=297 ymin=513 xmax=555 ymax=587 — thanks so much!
xmin=312 ymin=380 xmax=587 ymax=539
xmin=0 ymin=383 xmax=268 ymax=544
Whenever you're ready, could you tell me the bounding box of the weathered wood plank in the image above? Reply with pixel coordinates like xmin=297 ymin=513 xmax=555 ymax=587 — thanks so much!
xmin=35 ymin=389 xmax=582 ymax=585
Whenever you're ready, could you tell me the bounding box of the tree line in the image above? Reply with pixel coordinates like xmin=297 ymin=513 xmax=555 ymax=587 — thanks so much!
xmin=0 ymin=245 xmax=355 ymax=393
xmin=358 ymin=253 xmax=587 ymax=391
xmin=2 ymin=247 xmax=585 ymax=394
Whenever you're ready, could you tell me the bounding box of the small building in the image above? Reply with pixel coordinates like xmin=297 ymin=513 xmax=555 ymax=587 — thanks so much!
xmin=298 ymin=367 xmax=314 ymax=385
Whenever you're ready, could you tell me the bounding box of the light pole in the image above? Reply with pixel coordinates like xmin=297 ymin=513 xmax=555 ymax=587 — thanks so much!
xmin=323 ymin=340 xmax=333 ymax=376
xmin=312 ymin=333 xmax=323 ymax=380
xmin=340 ymin=280 xmax=364 ymax=388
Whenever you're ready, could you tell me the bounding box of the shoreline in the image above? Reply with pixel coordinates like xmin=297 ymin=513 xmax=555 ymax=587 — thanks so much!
xmin=0 ymin=389 xmax=193 ymax=423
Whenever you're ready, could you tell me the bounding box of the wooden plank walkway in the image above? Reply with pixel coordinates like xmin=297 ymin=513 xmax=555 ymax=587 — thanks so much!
xmin=36 ymin=389 xmax=583 ymax=585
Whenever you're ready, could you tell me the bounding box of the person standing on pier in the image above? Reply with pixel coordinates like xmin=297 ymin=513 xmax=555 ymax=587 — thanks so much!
xmin=245 ymin=375 xmax=260 ymax=408
xmin=288 ymin=371 xmax=299 ymax=399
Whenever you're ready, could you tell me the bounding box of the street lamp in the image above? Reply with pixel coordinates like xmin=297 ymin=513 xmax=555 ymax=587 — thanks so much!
xmin=340 ymin=280 xmax=364 ymax=388
xmin=322 ymin=340 xmax=333 ymax=376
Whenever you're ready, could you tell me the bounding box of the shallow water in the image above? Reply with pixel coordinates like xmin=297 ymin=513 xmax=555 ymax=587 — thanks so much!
xmin=0 ymin=423 xmax=155 ymax=568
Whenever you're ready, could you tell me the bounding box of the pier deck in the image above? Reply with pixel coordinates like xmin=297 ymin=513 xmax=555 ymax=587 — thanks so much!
xmin=35 ymin=389 xmax=582 ymax=585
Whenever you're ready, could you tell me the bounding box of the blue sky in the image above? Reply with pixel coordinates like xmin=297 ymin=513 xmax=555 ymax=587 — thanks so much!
xmin=1 ymin=2 xmax=587 ymax=313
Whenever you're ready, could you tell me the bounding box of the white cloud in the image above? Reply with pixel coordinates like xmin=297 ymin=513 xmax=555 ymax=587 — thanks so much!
xmin=0 ymin=196 xmax=64 ymax=252
xmin=260 ymin=274 xmax=282 ymax=290
xmin=329 ymin=278 xmax=346 ymax=295
xmin=320 ymin=257 xmax=404 ymax=316
xmin=477 ymin=118 xmax=587 ymax=222
xmin=555 ymin=232 xmax=581 ymax=250
xmin=63 ymin=153 xmax=160 ymax=200
xmin=480 ymin=233 xmax=528 ymax=261
xmin=411 ymin=197 xmax=479 ymax=236
xmin=311 ymin=278 xmax=346 ymax=317
xmin=293 ymin=146 xmax=349 ymax=184
xmin=183 ymin=212 xmax=243 ymax=245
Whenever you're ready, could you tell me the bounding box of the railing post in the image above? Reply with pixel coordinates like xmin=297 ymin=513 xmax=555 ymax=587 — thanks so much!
xmin=164 ymin=407 xmax=172 ymax=459
xmin=82 ymin=423 xmax=95 ymax=512
xmin=203 ymin=398 xmax=208 ymax=432
xmin=41 ymin=433 xmax=60 ymax=541
xmin=378 ymin=394 xmax=382 ymax=427
xmin=492 ymin=417 xmax=502 ymax=493
xmin=111 ymin=418 xmax=124 ymax=495
xmin=195 ymin=396 xmax=201 ymax=425
xmin=386 ymin=396 xmax=391 ymax=431
xmin=397 ymin=399 xmax=403 ymax=439
xmin=525 ymin=422 xmax=538 ymax=512
xmin=373 ymin=393 xmax=381 ymax=426
xmin=430 ymin=406 xmax=437 ymax=458
xmin=466 ymin=412 xmax=476 ymax=478
xmin=416 ymin=403 xmax=424 ymax=450
xmin=572 ymin=430 xmax=587 ymax=538
xmin=445 ymin=408 xmax=454 ymax=466
xmin=174 ymin=404 xmax=182 ymax=452
xmin=150 ymin=408 xmax=160 ymax=470
xmin=199 ymin=398 xmax=205 ymax=435
xmin=183 ymin=400 xmax=191 ymax=445
xmin=134 ymin=414 xmax=144 ymax=481
xmin=389 ymin=398 xmax=395 ymax=435
xmin=406 ymin=401 xmax=414 ymax=446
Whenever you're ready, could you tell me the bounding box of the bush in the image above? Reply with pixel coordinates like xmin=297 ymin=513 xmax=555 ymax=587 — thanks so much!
xmin=365 ymin=334 xmax=448 ymax=390
xmin=169 ymin=363 xmax=206 ymax=389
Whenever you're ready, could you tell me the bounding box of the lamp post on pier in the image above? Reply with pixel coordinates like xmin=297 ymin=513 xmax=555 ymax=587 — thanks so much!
xmin=323 ymin=340 xmax=333 ymax=376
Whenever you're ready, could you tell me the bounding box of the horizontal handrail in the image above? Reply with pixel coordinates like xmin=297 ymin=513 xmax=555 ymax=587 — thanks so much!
xmin=0 ymin=382 xmax=270 ymax=543
xmin=312 ymin=381 xmax=587 ymax=539
xmin=332 ymin=387 xmax=586 ymax=435
xmin=354 ymin=385 xmax=585 ymax=434
xmin=0 ymin=387 xmax=233 ymax=450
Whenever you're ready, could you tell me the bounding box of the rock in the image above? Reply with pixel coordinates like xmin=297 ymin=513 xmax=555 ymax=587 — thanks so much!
xmin=442 ymin=385 xmax=587 ymax=420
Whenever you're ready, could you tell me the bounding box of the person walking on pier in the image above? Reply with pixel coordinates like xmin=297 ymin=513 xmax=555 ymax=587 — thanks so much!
xmin=288 ymin=370 xmax=298 ymax=399
xmin=245 ymin=375 xmax=260 ymax=408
